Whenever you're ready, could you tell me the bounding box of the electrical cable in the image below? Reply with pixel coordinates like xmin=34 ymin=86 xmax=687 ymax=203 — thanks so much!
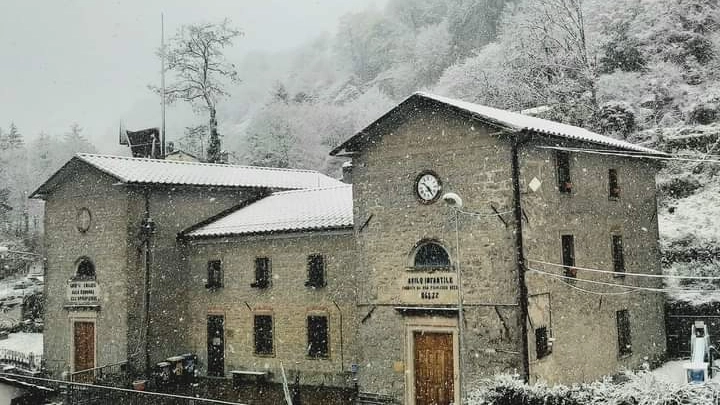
xmin=537 ymin=145 xmax=720 ymax=164
xmin=549 ymin=279 xmax=638 ymax=296
xmin=527 ymin=267 xmax=716 ymax=294
xmin=456 ymin=208 xmax=513 ymax=218
xmin=527 ymin=259 xmax=720 ymax=280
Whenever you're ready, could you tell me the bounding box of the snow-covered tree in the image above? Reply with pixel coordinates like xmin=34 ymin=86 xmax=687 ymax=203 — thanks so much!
xmin=159 ymin=19 xmax=242 ymax=163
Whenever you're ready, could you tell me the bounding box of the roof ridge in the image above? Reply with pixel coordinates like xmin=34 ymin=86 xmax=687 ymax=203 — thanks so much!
xmin=76 ymin=153 xmax=326 ymax=174
xmin=411 ymin=92 xmax=663 ymax=155
xmin=270 ymin=184 xmax=352 ymax=196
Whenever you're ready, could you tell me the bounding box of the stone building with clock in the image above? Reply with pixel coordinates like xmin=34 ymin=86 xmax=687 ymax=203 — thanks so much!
xmin=34 ymin=92 xmax=667 ymax=405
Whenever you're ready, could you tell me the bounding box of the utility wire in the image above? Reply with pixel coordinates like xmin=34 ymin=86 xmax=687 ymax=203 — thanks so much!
xmin=537 ymin=145 xmax=720 ymax=164
xmin=527 ymin=267 xmax=716 ymax=294
xmin=527 ymin=259 xmax=720 ymax=280
xmin=456 ymin=208 xmax=513 ymax=218
xmin=550 ymin=279 xmax=638 ymax=296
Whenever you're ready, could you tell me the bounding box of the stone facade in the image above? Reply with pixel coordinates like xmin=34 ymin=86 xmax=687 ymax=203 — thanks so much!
xmin=182 ymin=231 xmax=357 ymax=386
xmin=38 ymin=93 xmax=666 ymax=405
xmin=40 ymin=159 xmax=259 ymax=377
xmin=343 ymin=100 xmax=666 ymax=403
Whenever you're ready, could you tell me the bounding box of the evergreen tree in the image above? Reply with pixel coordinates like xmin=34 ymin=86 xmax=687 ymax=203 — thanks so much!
xmin=6 ymin=123 xmax=23 ymax=149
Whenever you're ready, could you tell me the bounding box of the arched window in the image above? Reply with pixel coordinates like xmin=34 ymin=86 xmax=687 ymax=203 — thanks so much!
xmin=413 ymin=241 xmax=451 ymax=269
xmin=75 ymin=257 xmax=96 ymax=279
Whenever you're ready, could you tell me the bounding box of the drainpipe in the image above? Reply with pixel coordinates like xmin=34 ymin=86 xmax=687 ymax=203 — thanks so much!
xmin=332 ymin=300 xmax=344 ymax=373
xmin=142 ymin=189 xmax=155 ymax=376
xmin=511 ymin=134 xmax=531 ymax=382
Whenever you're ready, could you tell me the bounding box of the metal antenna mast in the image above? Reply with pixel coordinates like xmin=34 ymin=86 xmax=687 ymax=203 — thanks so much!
xmin=160 ymin=13 xmax=166 ymax=158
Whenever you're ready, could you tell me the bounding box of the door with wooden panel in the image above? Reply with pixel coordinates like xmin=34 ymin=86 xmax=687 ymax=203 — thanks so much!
xmin=414 ymin=332 xmax=454 ymax=405
xmin=73 ymin=321 xmax=95 ymax=381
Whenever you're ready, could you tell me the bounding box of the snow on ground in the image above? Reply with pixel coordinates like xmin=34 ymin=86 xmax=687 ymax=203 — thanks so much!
xmin=652 ymin=360 xmax=689 ymax=384
xmin=659 ymin=181 xmax=720 ymax=246
xmin=652 ymin=359 xmax=720 ymax=385
xmin=0 ymin=333 xmax=42 ymax=355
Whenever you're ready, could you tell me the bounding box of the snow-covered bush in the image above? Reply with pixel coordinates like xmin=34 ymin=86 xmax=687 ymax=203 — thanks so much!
xmin=688 ymin=99 xmax=720 ymax=125
xmin=596 ymin=101 xmax=636 ymax=138
xmin=466 ymin=372 xmax=720 ymax=405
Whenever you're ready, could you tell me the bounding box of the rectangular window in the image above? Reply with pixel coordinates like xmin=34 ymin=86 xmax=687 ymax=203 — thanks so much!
xmin=561 ymin=235 xmax=576 ymax=278
xmin=535 ymin=326 xmax=550 ymax=359
xmin=253 ymin=315 xmax=273 ymax=355
xmin=305 ymin=254 xmax=326 ymax=288
xmin=206 ymin=260 xmax=222 ymax=289
xmin=609 ymin=169 xmax=620 ymax=198
xmin=616 ymin=309 xmax=632 ymax=356
xmin=557 ymin=151 xmax=572 ymax=193
xmin=612 ymin=235 xmax=625 ymax=276
xmin=251 ymin=257 xmax=271 ymax=288
xmin=307 ymin=315 xmax=329 ymax=358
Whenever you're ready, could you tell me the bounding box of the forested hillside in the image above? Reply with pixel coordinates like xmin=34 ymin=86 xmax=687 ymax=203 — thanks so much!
xmin=220 ymin=0 xmax=719 ymax=298
xmin=0 ymin=123 xmax=96 ymax=252
xmin=2 ymin=0 xmax=719 ymax=286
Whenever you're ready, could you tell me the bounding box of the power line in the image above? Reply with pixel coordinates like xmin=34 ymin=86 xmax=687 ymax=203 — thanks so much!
xmin=537 ymin=145 xmax=720 ymax=164
xmin=527 ymin=267 xmax=716 ymax=294
xmin=527 ymin=259 xmax=720 ymax=280
xmin=456 ymin=208 xmax=513 ymax=218
xmin=554 ymin=279 xmax=639 ymax=296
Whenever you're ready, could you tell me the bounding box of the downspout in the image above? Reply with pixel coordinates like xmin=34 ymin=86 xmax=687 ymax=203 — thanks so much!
xmin=142 ymin=189 xmax=153 ymax=376
xmin=332 ymin=300 xmax=344 ymax=373
xmin=511 ymin=134 xmax=531 ymax=382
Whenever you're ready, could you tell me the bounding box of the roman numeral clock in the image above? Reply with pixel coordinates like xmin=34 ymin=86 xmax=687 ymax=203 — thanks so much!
xmin=414 ymin=170 xmax=442 ymax=204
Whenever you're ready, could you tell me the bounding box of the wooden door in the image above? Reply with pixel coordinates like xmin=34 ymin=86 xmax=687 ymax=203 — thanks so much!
xmin=414 ymin=332 xmax=454 ymax=405
xmin=73 ymin=322 xmax=95 ymax=374
xmin=207 ymin=315 xmax=225 ymax=376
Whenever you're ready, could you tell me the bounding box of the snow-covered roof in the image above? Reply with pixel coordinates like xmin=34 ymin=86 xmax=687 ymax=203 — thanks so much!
xmin=184 ymin=185 xmax=353 ymax=238
xmin=331 ymin=92 xmax=664 ymax=155
xmin=31 ymin=153 xmax=341 ymax=198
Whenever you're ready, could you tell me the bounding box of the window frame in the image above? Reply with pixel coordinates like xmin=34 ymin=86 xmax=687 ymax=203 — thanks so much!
xmin=561 ymin=235 xmax=576 ymax=279
xmin=74 ymin=257 xmax=96 ymax=281
xmin=556 ymin=151 xmax=572 ymax=193
xmin=251 ymin=257 xmax=271 ymax=289
xmin=535 ymin=326 xmax=551 ymax=360
xmin=206 ymin=260 xmax=223 ymax=290
xmin=608 ymin=168 xmax=620 ymax=199
xmin=412 ymin=241 xmax=452 ymax=271
xmin=307 ymin=315 xmax=330 ymax=359
xmin=616 ymin=309 xmax=632 ymax=357
xmin=253 ymin=314 xmax=274 ymax=356
xmin=305 ymin=254 xmax=326 ymax=288
xmin=612 ymin=235 xmax=625 ymax=277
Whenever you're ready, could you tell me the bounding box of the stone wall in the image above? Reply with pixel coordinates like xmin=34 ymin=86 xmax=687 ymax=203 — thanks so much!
xmin=136 ymin=186 xmax=257 ymax=366
xmin=43 ymin=162 xmax=130 ymax=377
xmin=520 ymin=143 xmax=666 ymax=383
xmin=183 ymin=231 xmax=357 ymax=387
xmin=350 ymin=107 xmax=522 ymax=401
xmin=348 ymin=103 xmax=665 ymax=402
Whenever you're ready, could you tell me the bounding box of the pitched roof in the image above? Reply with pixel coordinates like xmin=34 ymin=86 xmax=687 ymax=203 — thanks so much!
xmin=183 ymin=185 xmax=353 ymax=238
xmin=31 ymin=154 xmax=341 ymax=198
xmin=331 ymin=92 xmax=664 ymax=156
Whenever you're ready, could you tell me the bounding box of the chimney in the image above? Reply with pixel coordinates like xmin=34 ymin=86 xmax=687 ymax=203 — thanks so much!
xmin=341 ymin=161 xmax=352 ymax=184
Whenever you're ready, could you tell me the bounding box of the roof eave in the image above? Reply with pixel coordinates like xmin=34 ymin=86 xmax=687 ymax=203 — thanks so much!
xmin=183 ymin=224 xmax=354 ymax=241
xmin=29 ymin=156 xmax=127 ymax=200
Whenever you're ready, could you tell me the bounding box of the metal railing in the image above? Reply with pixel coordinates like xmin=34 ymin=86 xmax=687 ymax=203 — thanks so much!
xmin=0 ymin=372 xmax=247 ymax=405
xmin=0 ymin=348 xmax=42 ymax=371
xmin=70 ymin=360 xmax=130 ymax=386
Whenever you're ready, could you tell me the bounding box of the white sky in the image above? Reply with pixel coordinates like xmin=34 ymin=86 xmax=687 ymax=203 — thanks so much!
xmin=0 ymin=0 xmax=384 ymax=151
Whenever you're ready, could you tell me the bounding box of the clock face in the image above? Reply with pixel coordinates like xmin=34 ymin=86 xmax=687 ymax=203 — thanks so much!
xmin=415 ymin=171 xmax=442 ymax=203
xmin=77 ymin=208 xmax=91 ymax=233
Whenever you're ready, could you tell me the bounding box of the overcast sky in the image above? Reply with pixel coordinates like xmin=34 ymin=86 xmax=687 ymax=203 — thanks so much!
xmin=0 ymin=0 xmax=384 ymax=151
